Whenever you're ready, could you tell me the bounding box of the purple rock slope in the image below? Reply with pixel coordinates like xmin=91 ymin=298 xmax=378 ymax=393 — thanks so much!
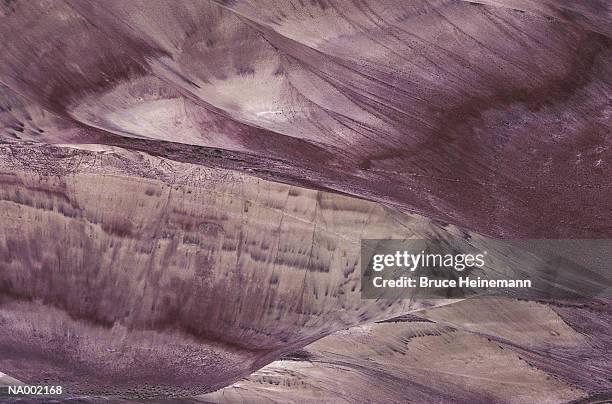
xmin=0 ymin=0 xmax=610 ymax=401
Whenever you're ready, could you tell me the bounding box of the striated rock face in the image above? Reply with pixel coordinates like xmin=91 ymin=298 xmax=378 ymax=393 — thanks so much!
xmin=1 ymin=0 xmax=611 ymax=238
xmin=203 ymin=298 xmax=611 ymax=403
xmin=0 ymin=143 xmax=608 ymax=399
xmin=0 ymin=143 xmax=454 ymax=397
xmin=0 ymin=1 xmax=610 ymax=401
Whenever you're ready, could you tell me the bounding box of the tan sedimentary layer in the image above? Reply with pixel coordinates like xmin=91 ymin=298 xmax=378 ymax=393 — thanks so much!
xmin=202 ymin=298 xmax=603 ymax=403
xmin=0 ymin=143 xmax=444 ymax=397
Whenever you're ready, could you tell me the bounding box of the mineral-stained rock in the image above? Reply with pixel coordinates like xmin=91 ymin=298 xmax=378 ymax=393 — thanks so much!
xmin=0 ymin=143 xmax=451 ymax=398
xmin=1 ymin=0 xmax=611 ymax=238
xmin=202 ymin=298 xmax=611 ymax=403
xmin=0 ymin=143 xmax=610 ymax=398
xmin=0 ymin=0 xmax=611 ymax=401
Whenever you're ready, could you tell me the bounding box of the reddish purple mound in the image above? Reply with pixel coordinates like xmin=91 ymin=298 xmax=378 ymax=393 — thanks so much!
xmin=1 ymin=0 xmax=611 ymax=238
